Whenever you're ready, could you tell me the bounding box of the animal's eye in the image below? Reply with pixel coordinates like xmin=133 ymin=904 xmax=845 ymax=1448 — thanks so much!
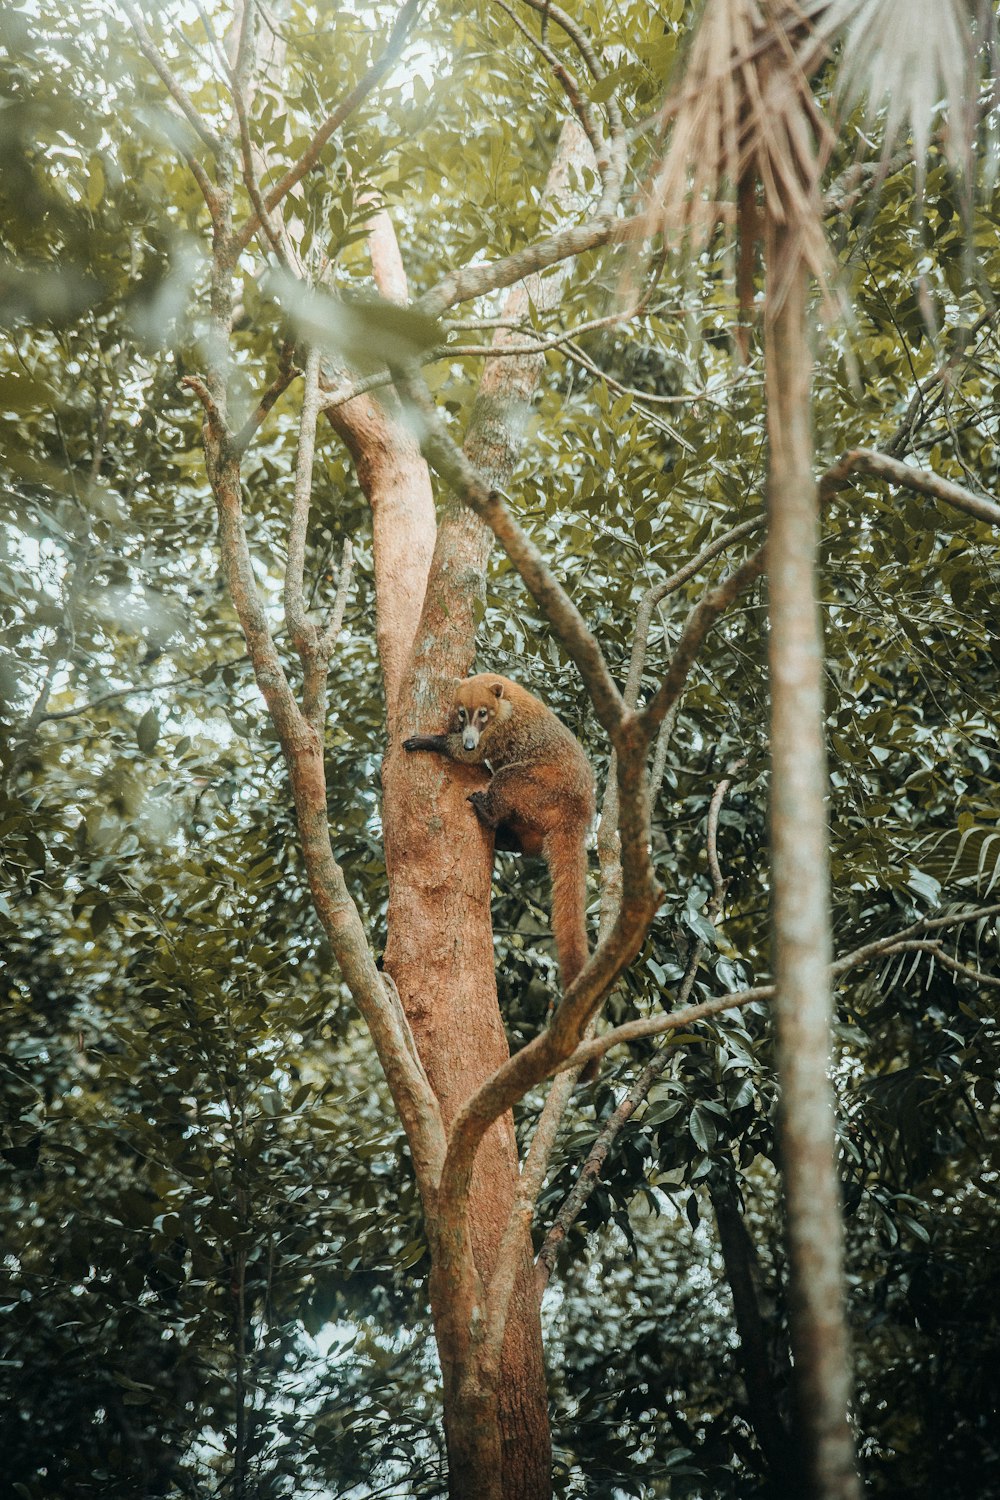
xmin=458 ymin=708 xmax=467 ymax=724
xmin=477 ymin=707 xmax=488 ymax=721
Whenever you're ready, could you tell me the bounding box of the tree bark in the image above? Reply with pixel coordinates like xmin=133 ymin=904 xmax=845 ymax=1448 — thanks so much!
xmin=764 ymin=221 xmax=859 ymax=1500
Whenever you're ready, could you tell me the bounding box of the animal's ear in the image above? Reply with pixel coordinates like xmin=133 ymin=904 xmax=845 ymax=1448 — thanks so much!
xmin=489 ymin=679 xmax=505 ymax=699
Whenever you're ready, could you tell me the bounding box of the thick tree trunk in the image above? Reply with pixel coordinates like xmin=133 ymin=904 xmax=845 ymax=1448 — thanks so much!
xmin=764 ymin=224 xmax=859 ymax=1500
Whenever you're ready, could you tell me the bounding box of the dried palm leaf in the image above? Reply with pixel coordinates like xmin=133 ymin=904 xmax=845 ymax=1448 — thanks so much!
xmin=643 ymin=0 xmax=837 ymax=307
xmin=820 ymin=0 xmax=993 ymax=193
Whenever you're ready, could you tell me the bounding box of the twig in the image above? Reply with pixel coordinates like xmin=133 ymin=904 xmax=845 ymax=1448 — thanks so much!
xmin=553 ymin=906 xmax=1000 ymax=1075
xmin=640 ymin=547 xmax=767 ymax=738
xmin=491 ymin=0 xmax=609 ymax=184
xmin=416 ymin=209 xmax=645 ymax=319
xmin=537 ymin=760 xmax=746 ymax=1287
xmin=233 ymin=353 xmax=301 ymax=455
xmin=514 ymin=0 xmax=626 ymax=207
xmin=318 ymin=538 xmax=355 ymax=656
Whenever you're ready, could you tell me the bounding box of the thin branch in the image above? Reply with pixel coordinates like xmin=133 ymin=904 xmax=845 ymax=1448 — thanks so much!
xmin=230 ymin=54 xmax=289 ymax=264
xmin=39 ymin=662 xmax=245 ymax=724
xmin=318 ymin=537 xmax=355 ymax=657
xmin=514 ymin=0 xmax=626 ymax=206
xmin=883 ymin=308 xmax=1000 ymax=459
xmin=628 ymin=519 xmax=765 ymax=709
xmin=415 ymin=209 xmax=645 ymax=319
xmin=831 ymin=902 xmax=1000 ymax=974
xmin=391 ymin=364 xmax=626 ymax=740
xmin=706 ymin=759 xmax=746 ymax=910
xmin=180 ymin=373 xmax=228 ymax=438
xmin=554 ymin=905 xmax=1000 ymax=1074
xmin=640 ymin=546 xmax=767 ymax=738
xmin=537 ymin=761 xmax=744 ymax=1287
xmin=285 ymin=346 xmax=323 ymax=658
xmin=233 ymin=352 xmax=301 ymax=455
xmin=820 ymin=447 xmax=1000 ymax=527
xmin=121 ymin=1 xmax=223 ymax=156
xmin=234 ymin=0 xmax=424 ymax=254
xmin=491 ymin=0 xmax=609 ymax=183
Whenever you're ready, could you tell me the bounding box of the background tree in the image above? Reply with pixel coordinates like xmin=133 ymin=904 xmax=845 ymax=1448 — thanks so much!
xmin=2 ymin=2 xmax=999 ymax=1498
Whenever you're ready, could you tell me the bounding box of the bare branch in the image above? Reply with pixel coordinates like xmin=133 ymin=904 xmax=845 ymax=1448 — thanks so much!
xmin=230 ymin=53 xmax=289 ymax=264
xmin=416 ymin=210 xmax=646 ymax=319
xmin=491 ymin=0 xmax=610 ymax=183
xmin=537 ymin=762 xmax=743 ymax=1288
xmin=318 ymin=537 xmax=355 ymax=657
xmin=234 ymin=0 xmax=424 ymax=254
xmin=181 ymin=373 xmax=230 ymax=440
xmin=820 ymin=446 xmax=1000 ymax=526
xmin=514 ymin=0 xmax=627 ymax=206
xmin=883 ymin=308 xmax=999 ymax=458
xmin=706 ymin=759 xmax=746 ymax=911
xmin=555 ymin=904 xmax=1000 ymax=1071
xmin=391 ymin=364 xmax=626 ymax=740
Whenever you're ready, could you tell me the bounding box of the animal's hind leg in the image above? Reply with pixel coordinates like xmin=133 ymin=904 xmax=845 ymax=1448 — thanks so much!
xmin=467 ymin=763 xmax=532 ymax=829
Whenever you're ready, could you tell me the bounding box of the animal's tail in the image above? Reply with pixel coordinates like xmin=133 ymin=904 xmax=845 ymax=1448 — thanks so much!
xmin=543 ymin=826 xmax=589 ymax=989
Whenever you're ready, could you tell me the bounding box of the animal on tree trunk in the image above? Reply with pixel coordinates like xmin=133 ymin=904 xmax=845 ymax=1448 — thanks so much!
xmin=404 ymin=673 xmax=595 ymax=1001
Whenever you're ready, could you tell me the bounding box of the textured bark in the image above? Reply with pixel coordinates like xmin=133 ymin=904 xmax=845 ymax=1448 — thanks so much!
xmin=764 ymin=222 xmax=859 ymax=1500
xmin=326 ymin=210 xmax=437 ymax=721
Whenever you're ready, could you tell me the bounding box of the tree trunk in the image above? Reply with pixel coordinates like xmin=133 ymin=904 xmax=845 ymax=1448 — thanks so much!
xmin=764 ymin=222 xmax=859 ymax=1500
xmin=336 ymin=121 xmax=595 ymax=1499
xmin=708 ymin=1168 xmax=793 ymax=1490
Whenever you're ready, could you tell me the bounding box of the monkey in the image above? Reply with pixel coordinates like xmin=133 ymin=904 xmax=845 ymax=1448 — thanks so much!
xmin=403 ymin=673 xmax=596 ymax=998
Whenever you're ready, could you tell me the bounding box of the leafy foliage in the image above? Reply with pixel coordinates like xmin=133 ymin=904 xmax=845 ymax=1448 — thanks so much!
xmin=1 ymin=1 xmax=998 ymax=1497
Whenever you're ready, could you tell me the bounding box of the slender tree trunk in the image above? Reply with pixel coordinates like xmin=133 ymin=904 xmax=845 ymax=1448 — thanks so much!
xmin=763 ymin=223 xmax=859 ymax=1500
xmin=708 ymin=1168 xmax=793 ymax=1490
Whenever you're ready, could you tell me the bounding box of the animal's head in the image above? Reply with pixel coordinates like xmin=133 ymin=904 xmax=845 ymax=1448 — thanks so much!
xmin=452 ymin=675 xmax=512 ymax=751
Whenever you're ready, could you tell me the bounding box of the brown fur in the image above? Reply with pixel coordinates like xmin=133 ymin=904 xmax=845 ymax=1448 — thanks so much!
xmin=404 ymin=673 xmax=596 ymax=993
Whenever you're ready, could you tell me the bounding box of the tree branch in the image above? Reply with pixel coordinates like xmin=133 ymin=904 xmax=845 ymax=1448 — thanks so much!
xmin=121 ymin=1 xmax=224 ymax=157
xmin=820 ymin=447 xmax=1000 ymax=527
xmin=513 ymin=0 xmax=626 ymax=208
xmin=233 ymin=0 xmax=424 ymax=254
xmin=536 ymin=761 xmax=745 ymax=1287
xmin=391 ymin=365 xmax=627 ymax=740
xmin=415 ymin=210 xmax=645 ymax=319
xmin=233 ymin=350 xmax=300 ymax=456
xmin=550 ymin=904 xmax=1000 ymax=1073
xmin=284 ymin=345 xmax=323 ymax=659
xmin=640 ymin=546 xmax=767 ymax=738
xmin=491 ymin=0 xmax=610 ymax=185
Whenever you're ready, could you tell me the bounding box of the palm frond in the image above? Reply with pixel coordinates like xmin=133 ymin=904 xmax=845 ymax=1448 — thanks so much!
xmin=644 ymin=0 xmax=836 ymax=297
xmin=821 ymin=0 xmax=994 ymax=189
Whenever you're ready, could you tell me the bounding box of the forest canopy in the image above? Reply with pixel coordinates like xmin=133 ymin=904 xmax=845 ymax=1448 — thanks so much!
xmin=2 ymin=2 xmax=999 ymax=1498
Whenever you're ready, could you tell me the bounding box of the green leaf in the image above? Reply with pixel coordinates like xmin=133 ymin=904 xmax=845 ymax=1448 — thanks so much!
xmin=136 ymin=708 xmax=160 ymax=754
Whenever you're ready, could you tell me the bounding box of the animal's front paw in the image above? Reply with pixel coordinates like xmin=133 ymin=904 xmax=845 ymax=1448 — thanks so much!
xmin=467 ymin=791 xmax=496 ymax=828
xmin=402 ymin=736 xmax=420 ymax=752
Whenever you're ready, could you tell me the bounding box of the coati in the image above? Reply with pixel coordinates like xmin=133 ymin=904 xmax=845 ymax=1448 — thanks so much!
xmin=403 ymin=673 xmax=595 ymax=994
